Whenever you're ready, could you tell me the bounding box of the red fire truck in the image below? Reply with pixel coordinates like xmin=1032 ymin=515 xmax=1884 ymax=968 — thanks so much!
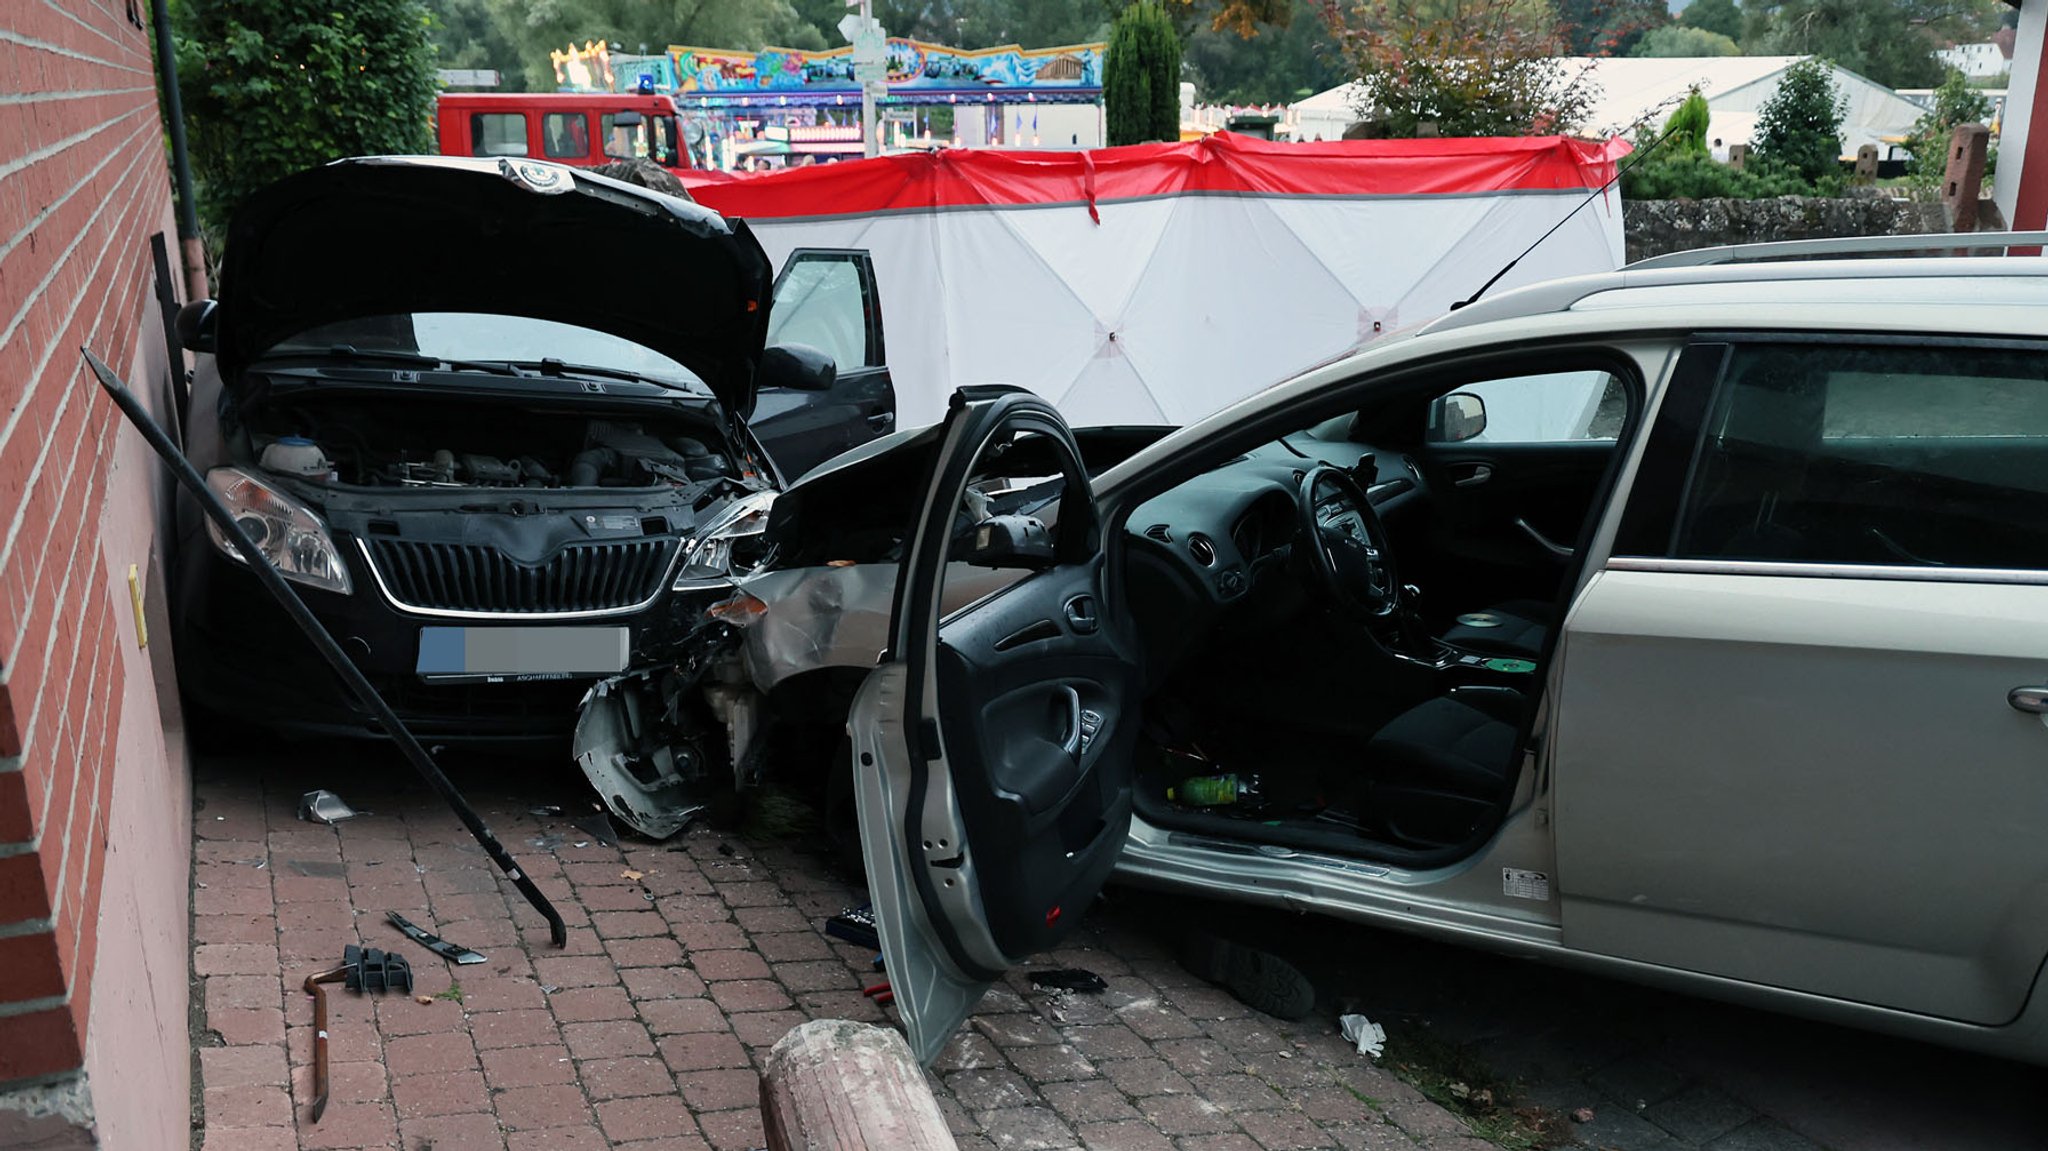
xmin=435 ymin=93 xmax=697 ymax=174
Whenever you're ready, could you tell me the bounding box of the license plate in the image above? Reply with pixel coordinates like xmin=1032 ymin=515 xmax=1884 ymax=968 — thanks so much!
xmin=416 ymin=626 xmax=629 ymax=679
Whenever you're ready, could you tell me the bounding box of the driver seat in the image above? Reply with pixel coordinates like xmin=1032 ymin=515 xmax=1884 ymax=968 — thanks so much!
xmin=1439 ymin=600 xmax=1551 ymax=659
xmin=1364 ymin=688 xmax=1522 ymax=846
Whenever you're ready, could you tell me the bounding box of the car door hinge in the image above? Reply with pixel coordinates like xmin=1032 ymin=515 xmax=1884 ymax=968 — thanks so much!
xmin=917 ymin=718 xmax=942 ymax=761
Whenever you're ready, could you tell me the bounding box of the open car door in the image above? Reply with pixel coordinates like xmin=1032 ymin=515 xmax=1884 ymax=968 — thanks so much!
xmin=847 ymin=387 xmax=1140 ymax=1064
xmin=754 ymin=248 xmax=896 ymax=481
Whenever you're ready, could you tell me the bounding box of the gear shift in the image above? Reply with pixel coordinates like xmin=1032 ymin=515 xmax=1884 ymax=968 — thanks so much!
xmin=1396 ymin=583 xmax=1434 ymax=655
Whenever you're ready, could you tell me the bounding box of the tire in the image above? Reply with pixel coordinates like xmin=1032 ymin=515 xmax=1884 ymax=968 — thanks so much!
xmin=1180 ymin=931 xmax=1318 ymax=1021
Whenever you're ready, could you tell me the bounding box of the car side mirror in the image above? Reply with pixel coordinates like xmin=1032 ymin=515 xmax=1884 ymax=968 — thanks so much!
xmin=1429 ymin=391 xmax=1486 ymax=443
xmin=177 ymin=299 xmax=219 ymax=354
xmin=759 ymin=343 xmax=837 ymax=392
xmin=961 ymin=514 xmax=1057 ymax=569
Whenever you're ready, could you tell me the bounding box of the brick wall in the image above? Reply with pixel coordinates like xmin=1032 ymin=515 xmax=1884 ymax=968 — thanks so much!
xmin=0 ymin=0 xmax=173 ymax=1093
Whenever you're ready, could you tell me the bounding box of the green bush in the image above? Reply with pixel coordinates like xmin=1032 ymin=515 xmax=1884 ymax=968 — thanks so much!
xmin=1620 ymin=151 xmax=1815 ymax=199
xmin=175 ymin=0 xmax=439 ymax=242
xmin=1751 ymin=57 xmax=1848 ymax=184
xmin=1904 ymin=69 xmax=1994 ymax=184
xmin=1630 ymin=25 xmax=1740 ymax=57
xmin=1105 ymin=2 xmax=1183 ymax=146
xmin=1666 ymin=87 xmax=1711 ymax=156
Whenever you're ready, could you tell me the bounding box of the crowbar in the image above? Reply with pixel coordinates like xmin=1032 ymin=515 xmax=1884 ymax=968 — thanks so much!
xmin=82 ymin=348 xmax=567 ymax=946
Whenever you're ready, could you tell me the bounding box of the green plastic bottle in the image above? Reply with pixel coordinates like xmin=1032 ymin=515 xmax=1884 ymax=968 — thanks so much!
xmin=1168 ymin=773 xmax=1250 ymax=807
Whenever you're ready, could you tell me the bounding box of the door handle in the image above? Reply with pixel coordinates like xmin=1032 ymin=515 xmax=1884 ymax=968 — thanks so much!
xmin=1450 ymin=463 xmax=1493 ymax=487
xmin=2009 ymin=686 xmax=2048 ymax=715
xmin=1515 ymin=517 xmax=1574 ymax=559
xmin=1056 ymin=685 xmax=1084 ymax=761
xmin=866 ymin=412 xmax=894 ymax=432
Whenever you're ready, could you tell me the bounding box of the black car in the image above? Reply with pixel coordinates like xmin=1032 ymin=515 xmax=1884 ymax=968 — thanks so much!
xmin=170 ymin=156 xmax=892 ymax=742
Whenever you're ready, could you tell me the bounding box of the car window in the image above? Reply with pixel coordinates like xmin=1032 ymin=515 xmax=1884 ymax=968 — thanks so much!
xmin=542 ymin=113 xmax=589 ymax=159
xmin=267 ymin=313 xmax=709 ymax=392
xmin=767 ymin=256 xmax=872 ymax=373
xmin=469 ymin=113 xmax=528 ymax=157
xmin=1669 ymin=342 xmax=2048 ymax=569
xmin=601 ymin=114 xmax=647 ymax=160
xmin=941 ymin=426 xmax=1070 ymax=612
xmin=1426 ymin=371 xmax=1626 ymax=445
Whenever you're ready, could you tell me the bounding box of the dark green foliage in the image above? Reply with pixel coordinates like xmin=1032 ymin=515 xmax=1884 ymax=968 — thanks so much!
xmin=174 ymin=0 xmax=439 ymax=240
xmin=1106 ymin=2 xmax=1184 ymax=145
xmin=1751 ymin=56 xmax=1848 ymax=183
xmin=1630 ymin=24 xmax=1740 ymax=55
xmin=1679 ymin=0 xmax=1744 ymax=39
xmin=1905 ymin=68 xmax=1994 ymax=180
xmin=1621 ymin=150 xmax=1817 ymax=198
xmin=1742 ymin=0 xmax=1999 ymax=89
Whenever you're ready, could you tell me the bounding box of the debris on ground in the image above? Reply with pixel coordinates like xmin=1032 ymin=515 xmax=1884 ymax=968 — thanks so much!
xmin=1572 ymin=1107 xmax=1596 ymax=1123
xmin=298 ymin=789 xmax=357 ymax=824
xmin=1339 ymin=1013 xmax=1387 ymax=1058
xmin=1030 ymin=968 xmax=1108 ymax=994
xmin=824 ymin=903 xmax=880 ymax=950
xmin=572 ymin=811 xmax=619 ymax=847
xmin=387 ymin=912 xmax=487 ymax=965
xmin=528 ymin=804 xmax=564 ymax=816
xmin=621 ymin=868 xmax=644 ymax=881
xmin=304 ymin=946 xmax=413 ymax=1122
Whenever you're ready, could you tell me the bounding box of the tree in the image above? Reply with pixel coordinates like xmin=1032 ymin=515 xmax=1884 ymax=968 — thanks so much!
xmin=174 ymin=0 xmax=439 ymax=240
xmin=423 ymin=0 xmax=526 ymax=88
xmin=1680 ymin=0 xmax=1745 ymax=39
xmin=1751 ymin=55 xmax=1847 ymax=182
xmin=1905 ymin=67 xmax=1993 ymax=181
xmin=1318 ymin=0 xmax=1598 ymax=138
xmin=1631 ymin=24 xmax=1741 ymax=54
xmin=1555 ymin=0 xmax=1669 ymax=55
xmin=1105 ymin=3 xmax=1183 ymax=144
xmin=491 ymin=0 xmax=825 ymax=91
xmin=1180 ymin=0 xmax=1343 ymax=105
xmin=1744 ymin=0 xmax=2001 ymax=89
xmin=1667 ymin=86 xmax=1712 ymax=153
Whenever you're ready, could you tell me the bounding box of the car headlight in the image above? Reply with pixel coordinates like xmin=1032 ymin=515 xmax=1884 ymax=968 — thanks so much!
xmin=204 ymin=467 xmax=353 ymax=595
xmin=675 ymin=491 xmax=776 ymax=589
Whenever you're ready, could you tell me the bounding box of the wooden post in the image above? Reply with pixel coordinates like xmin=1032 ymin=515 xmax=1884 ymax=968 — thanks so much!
xmin=1728 ymin=143 xmax=1749 ymax=170
xmin=760 ymin=1020 xmax=959 ymax=1151
xmin=1942 ymin=122 xmax=1990 ymax=232
xmin=1854 ymin=144 xmax=1878 ymax=185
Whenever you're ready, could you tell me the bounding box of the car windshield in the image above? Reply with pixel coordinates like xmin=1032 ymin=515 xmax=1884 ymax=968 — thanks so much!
xmin=267 ymin=313 xmax=710 ymax=392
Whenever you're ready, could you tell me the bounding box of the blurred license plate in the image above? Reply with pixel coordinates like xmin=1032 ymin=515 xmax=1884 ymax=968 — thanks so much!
xmin=416 ymin=627 xmax=629 ymax=679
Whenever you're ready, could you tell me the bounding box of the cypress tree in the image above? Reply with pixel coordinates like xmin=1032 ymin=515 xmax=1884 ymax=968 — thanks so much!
xmin=1105 ymin=3 xmax=1183 ymax=146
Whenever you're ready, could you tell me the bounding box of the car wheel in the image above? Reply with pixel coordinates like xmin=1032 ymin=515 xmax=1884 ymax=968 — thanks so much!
xmin=1180 ymin=931 xmax=1318 ymax=1021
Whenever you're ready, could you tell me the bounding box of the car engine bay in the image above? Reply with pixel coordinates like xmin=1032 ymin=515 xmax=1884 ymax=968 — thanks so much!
xmin=234 ymin=392 xmax=739 ymax=491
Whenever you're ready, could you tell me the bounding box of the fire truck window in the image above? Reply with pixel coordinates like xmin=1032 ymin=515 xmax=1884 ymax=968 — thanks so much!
xmin=543 ymin=113 xmax=590 ymax=159
xmin=650 ymin=117 xmax=679 ymax=166
xmin=469 ymin=114 xmax=528 ymax=157
xmin=600 ymin=115 xmax=644 ymax=160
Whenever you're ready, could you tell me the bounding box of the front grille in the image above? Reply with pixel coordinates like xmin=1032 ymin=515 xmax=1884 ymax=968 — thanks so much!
xmin=362 ymin=537 xmax=678 ymax=615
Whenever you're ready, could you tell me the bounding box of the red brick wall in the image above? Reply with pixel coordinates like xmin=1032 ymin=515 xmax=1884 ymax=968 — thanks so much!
xmin=0 ymin=0 xmax=170 ymax=1085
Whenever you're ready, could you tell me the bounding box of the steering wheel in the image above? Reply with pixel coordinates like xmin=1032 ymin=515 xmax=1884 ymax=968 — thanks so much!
xmin=1296 ymin=465 xmax=1400 ymax=620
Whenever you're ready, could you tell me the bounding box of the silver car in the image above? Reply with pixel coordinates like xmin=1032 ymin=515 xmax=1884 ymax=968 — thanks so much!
xmin=740 ymin=236 xmax=2048 ymax=1066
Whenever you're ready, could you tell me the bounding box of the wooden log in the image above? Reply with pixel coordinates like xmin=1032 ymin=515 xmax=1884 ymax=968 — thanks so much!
xmin=760 ymin=1020 xmax=959 ymax=1151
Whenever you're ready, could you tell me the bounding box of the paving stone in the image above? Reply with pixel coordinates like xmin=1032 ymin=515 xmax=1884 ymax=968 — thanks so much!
xmin=677 ymin=1068 xmax=761 ymax=1112
xmin=1078 ymin=1120 xmax=1179 ymax=1151
xmin=470 ymin=1009 xmax=561 ymax=1050
xmin=508 ymin=1129 xmax=612 ymax=1151
xmin=729 ymin=1008 xmax=807 ymax=1048
xmin=392 ymin=1068 xmax=490 ymax=1118
xmin=694 ymin=1106 xmax=767 ymax=1151
xmin=947 ymin=1067 xmax=1043 ymax=1111
xmin=580 ymin=1055 xmax=677 ymax=1100
xmin=595 ymin=1094 xmax=699 ymax=1142
xmin=1587 ymin=1055 xmax=1691 ymax=1110
xmin=201 ymin=1044 xmax=290 ymax=1089
xmin=296 ymin=1101 xmax=398 ymax=1150
xmin=707 ymin=978 xmax=792 ymax=1012
xmin=494 ymin=1082 xmax=594 ymax=1131
xmin=563 ymin=1019 xmax=657 ymax=1059
xmin=690 ymin=949 xmax=773 ymax=981
xmin=607 ymin=936 xmax=688 ymax=968
xmin=204 ymin=1085 xmax=293 ymax=1129
xmin=1006 ymin=1042 xmax=1100 ymax=1083
xmin=1188 ymin=1075 xmax=1288 ymax=1113
xmin=548 ymin=985 xmax=637 ymax=1023
xmin=975 ymin=1105 xmax=1081 ymax=1150
xmin=1044 ymin=1080 xmax=1144 ymax=1123
xmin=1138 ymin=1093 xmax=1239 ymax=1137
xmin=460 ymin=976 xmax=549 ymax=1013
xmin=1235 ymin=1109 xmax=1340 ymax=1150
xmin=591 ymin=910 xmax=669 ymax=938
xmin=1104 ymin=1058 xmax=1199 ymax=1098
xmin=622 ymin=966 xmax=711 ymax=1001
xmin=642 ymin=997 xmax=731 ymax=1036
xmin=1175 ymin=1135 xmax=1264 ymax=1151
xmin=1702 ymin=1119 xmax=1828 ymax=1151
xmin=1154 ymin=1038 xmax=1243 ymax=1078
xmin=1561 ymin=1104 xmax=1684 ymax=1151
xmin=533 ymin=955 xmax=622 ymax=989
xmin=1644 ymin=1085 xmax=1757 ymax=1145
xmin=1067 ymin=1024 xmax=1156 ymax=1061
xmin=399 ymin=1109 xmax=508 ymax=1150
xmin=480 ymin=1043 xmax=579 ymax=1088
xmin=775 ymin=959 xmax=859 ymax=992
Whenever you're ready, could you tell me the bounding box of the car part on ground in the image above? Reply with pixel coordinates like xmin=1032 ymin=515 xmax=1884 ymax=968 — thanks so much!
xmin=297 ymin=789 xmax=357 ymax=824
xmin=386 ymin=912 xmax=486 ymax=965
xmin=302 ymin=945 xmax=413 ymax=1123
xmin=87 ymin=348 xmax=570 ymax=946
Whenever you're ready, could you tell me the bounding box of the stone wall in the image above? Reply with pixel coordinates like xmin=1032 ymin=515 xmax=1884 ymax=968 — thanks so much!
xmin=1622 ymin=193 xmax=1953 ymax=263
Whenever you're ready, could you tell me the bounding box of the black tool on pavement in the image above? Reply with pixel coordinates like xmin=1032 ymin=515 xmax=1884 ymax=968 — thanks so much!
xmin=388 ymin=912 xmax=487 ymax=965
xmin=825 ymin=902 xmax=880 ymax=950
xmin=304 ymin=945 xmax=416 ymax=1122
xmin=1030 ymin=968 xmax=1109 ymax=994
xmin=84 ymin=349 xmax=567 ymax=948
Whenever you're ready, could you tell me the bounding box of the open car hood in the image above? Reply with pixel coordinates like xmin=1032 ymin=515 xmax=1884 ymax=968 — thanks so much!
xmin=214 ymin=157 xmax=775 ymax=418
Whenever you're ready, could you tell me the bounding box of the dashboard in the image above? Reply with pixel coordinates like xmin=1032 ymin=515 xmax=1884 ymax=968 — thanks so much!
xmin=1123 ymin=434 xmax=1427 ymax=609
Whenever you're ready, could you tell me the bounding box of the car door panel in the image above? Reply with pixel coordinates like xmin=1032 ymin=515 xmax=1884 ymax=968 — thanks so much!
xmin=1555 ymin=568 xmax=2048 ymax=1025
xmin=1413 ymin=441 xmax=1612 ymax=604
xmin=849 ymin=389 xmax=1136 ymax=1063
xmin=755 ymin=248 xmax=896 ymax=480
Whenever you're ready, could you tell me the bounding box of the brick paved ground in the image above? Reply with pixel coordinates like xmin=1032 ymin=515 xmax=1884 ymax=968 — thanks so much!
xmin=189 ymin=747 xmax=1493 ymax=1151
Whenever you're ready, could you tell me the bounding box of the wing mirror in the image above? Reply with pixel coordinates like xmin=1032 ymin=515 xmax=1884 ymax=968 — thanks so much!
xmin=959 ymin=514 xmax=1057 ymax=569
xmin=758 ymin=343 xmax=838 ymax=392
xmin=176 ymin=299 xmax=219 ymax=354
xmin=1429 ymin=391 xmax=1487 ymax=443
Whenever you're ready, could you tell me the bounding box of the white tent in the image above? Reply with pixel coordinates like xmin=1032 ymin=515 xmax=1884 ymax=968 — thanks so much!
xmin=1297 ymin=56 xmax=1927 ymax=160
xmin=686 ymin=133 xmax=1627 ymax=430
